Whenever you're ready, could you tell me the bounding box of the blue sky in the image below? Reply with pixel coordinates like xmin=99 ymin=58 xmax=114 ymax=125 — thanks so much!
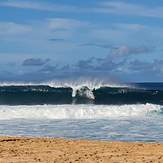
xmin=1 ymin=0 xmax=163 ymax=82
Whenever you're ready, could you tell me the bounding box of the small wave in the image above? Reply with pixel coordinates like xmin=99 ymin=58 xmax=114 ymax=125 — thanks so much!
xmin=0 ymin=104 xmax=161 ymax=120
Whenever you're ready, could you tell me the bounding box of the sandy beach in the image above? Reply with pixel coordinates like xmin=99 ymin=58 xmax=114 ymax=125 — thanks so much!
xmin=0 ymin=137 xmax=162 ymax=163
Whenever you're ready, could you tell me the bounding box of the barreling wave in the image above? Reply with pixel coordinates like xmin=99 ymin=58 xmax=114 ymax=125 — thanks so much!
xmin=0 ymin=104 xmax=161 ymax=120
xmin=0 ymin=81 xmax=162 ymax=105
xmin=0 ymin=80 xmax=128 ymax=97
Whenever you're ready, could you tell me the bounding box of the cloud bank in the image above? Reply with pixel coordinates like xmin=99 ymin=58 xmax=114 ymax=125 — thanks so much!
xmin=22 ymin=58 xmax=50 ymax=66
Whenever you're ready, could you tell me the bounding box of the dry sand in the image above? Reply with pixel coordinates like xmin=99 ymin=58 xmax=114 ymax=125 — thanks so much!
xmin=0 ymin=137 xmax=163 ymax=163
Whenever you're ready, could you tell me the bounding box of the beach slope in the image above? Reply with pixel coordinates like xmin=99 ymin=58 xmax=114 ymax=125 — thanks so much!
xmin=0 ymin=137 xmax=163 ymax=163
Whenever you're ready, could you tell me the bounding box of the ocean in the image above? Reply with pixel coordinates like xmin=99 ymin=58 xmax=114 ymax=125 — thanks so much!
xmin=0 ymin=82 xmax=163 ymax=142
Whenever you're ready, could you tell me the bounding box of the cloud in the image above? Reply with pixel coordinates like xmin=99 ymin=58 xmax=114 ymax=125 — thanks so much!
xmin=73 ymin=57 xmax=163 ymax=82
xmin=48 ymin=18 xmax=88 ymax=30
xmin=76 ymin=57 xmax=95 ymax=70
xmin=1 ymin=0 xmax=163 ymax=19
xmin=128 ymin=60 xmax=153 ymax=72
xmin=0 ymin=22 xmax=32 ymax=36
xmin=22 ymin=58 xmax=50 ymax=66
xmin=80 ymin=43 xmax=154 ymax=58
xmin=114 ymin=23 xmax=145 ymax=31
xmin=0 ymin=18 xmax=87 ymax=41
xmin=20 ymin=44 xmax=153 ymax=80
xmin=128 ymin=60 xmax=163 ymax=73
xmin=39 ymin=65 xmax=59 ymax=74
xmin=110 ymin=45 xmax=152 ymax=57
xmin=75 ymin=57 xmax=123 ymax=73
xmin=96 ymin=1 xmax=163 ymax=18
xmin=80 ymin=42 xmax=153 ymax=56
xmin=48 ymin=38 xmax=65 ymax=42
xmin=0 ymin=0 xmax=78 ymax=12
xmin=80 ymin=43 xmax=112 ymax=49
xmin=74 ymin=44 xmax=153 ymax=75
xmin=2 ymin=55 xmax=163 ymax=82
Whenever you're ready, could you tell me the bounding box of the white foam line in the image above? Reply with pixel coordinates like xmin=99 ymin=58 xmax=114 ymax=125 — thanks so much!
xmin=0 ymin=104 xmax=161 ymax=120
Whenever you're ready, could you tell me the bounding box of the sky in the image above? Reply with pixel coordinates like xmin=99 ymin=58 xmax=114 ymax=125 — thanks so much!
xmin=1 ymin=0 xmax=163 ymax=82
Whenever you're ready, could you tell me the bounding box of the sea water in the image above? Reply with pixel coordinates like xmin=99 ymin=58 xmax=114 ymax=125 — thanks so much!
xmin=0 ymin=82 xmax=163 ymax=142
xmin=0 ymin=104 xmax=162 ymax=142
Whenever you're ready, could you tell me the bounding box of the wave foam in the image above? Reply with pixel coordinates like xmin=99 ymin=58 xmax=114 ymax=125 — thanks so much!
xmin=0 ymin=104 xmax=161 ymax=120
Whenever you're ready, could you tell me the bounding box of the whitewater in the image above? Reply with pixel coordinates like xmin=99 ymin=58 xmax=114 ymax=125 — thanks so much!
xmin=0 ymin=103 xmax=163 ymax=142
xmin=0 ymin=104 xmax=161 ymax=120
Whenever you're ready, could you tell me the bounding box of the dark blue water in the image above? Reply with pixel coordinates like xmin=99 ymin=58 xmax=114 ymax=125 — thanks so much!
xmin=0 ymin=83 xmax=162 ymax=105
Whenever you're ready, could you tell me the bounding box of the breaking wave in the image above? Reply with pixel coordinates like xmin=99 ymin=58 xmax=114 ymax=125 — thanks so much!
xmin=0 ymin=80 xmax=128 ymax=97
xmin=0 ymin=81 xmax=162 ymax=105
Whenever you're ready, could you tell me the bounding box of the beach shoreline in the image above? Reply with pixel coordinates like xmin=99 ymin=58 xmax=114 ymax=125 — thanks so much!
xmin=0 ymin=137 xmax=162 ymax=163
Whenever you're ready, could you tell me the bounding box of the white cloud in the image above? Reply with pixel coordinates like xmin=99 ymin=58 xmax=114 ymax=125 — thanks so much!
xmin=95 ymin=1 xmax=163 ymax=18
xmin=0 ymin=0 xmax=78 ymax=12
xmin=48 ymin=18 xmax=88 ymax=30
xmin=2 ymin=0 xmax=163 ymax=19
xmin=0 ymin=17 xmax=91 ymax=45
xmin=0 ymin=22 xmax=32 ymax=36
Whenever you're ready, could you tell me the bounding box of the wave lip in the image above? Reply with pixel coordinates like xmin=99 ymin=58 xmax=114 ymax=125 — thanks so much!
xmin=0 ymin=104 xmax=161 ymax=120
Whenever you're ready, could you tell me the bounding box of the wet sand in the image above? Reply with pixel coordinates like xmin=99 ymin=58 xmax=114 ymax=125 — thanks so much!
xmin=0 ymin=137 xmax=163 ymax=163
